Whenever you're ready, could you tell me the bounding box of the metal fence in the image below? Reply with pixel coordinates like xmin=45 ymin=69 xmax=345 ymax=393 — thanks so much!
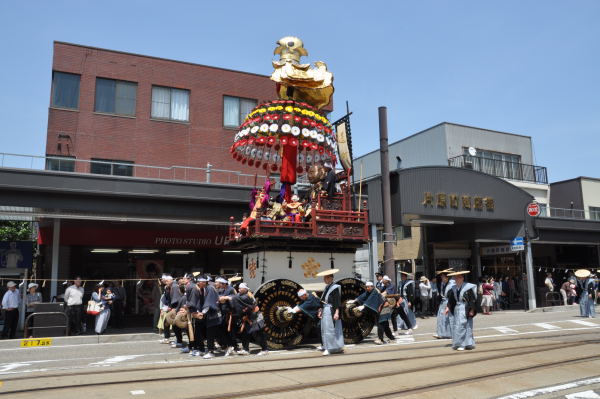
xmin=543 ymin=207 xmax=600 ymax=221
xmin=0 ymin=152 xmax=309 ymax=187
xmin=448 ymin=155 xmax=548 ymax=184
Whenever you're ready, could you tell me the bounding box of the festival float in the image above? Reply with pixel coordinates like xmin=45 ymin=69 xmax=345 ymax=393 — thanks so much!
xmin=227 ymin=37 xmax=373 ymax=348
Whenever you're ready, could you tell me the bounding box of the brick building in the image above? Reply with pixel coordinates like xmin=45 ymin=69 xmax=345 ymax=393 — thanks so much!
xmin=46 ymin=41 xmax=283 ymax=182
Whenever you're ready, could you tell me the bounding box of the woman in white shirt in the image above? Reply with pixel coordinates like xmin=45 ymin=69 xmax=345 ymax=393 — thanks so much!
xmin=419 ymin=276 xmax=432 ymax=316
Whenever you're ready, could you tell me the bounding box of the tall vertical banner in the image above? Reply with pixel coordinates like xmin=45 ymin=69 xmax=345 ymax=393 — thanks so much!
xmin=334 ymin=114 xmax=353 ymax=173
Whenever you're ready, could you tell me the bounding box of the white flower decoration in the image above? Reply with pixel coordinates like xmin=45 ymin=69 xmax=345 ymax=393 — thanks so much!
xmin=269 ymin=123 xmax=278 ymax=133
xmin=302 ymin=128 xmax=310 ymax=137
xmin=310 ymin=130 xmax=318 ymax=139
xmin=317 ymin=134 xmax=324 ymax=143
xmin=291 ymin=126 xmax=300 ymax=136
xmin=251 ymin=126 xmax=259 ymax=134
xmin=281 ymin=124 xmax=291 ymax=133
xmin=260 ymin=124 xmax=269 ymax=133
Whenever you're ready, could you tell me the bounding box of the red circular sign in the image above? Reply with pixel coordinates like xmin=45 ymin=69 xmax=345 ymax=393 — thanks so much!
xmin=527 ymin=202 xmax=540 ymax=217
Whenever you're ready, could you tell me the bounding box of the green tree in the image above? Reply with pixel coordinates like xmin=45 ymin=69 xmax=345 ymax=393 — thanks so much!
xmin=0 ymin=221 xmax=33 ymax=241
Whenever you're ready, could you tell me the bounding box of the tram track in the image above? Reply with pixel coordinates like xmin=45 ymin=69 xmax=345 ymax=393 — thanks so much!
xmin=363 ymin=355 xmax=600 ymax=398
xmin=1 ymin=329 xmax=597 ymax=384
xmin=196 ymin=340 xmax=600 ymax=399
xmin=1 ymin=332 xmax=598 ymax=396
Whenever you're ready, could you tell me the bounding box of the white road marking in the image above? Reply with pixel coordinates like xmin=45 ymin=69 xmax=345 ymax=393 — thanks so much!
xmin=565 ymin=391 xmax=600 ymax=399
xmin=130 ymin=390 xmax=146 ymax=395
xmin=1 ymin=323 xmax=598 ymax=376
xmin=0 ymin=363 xmax=32 ymax=372
xmin=497 ymin=376 xmax=600 ymax=398
xmin=534 ymin=323 xmax=561 ymax=330
xmin=493 ymin=326 xmax=519 ymax=334
xmin=89 ymin=355 xmax=144 ymax=366
xmin=569 ymin=320 xmax=598 ymax=327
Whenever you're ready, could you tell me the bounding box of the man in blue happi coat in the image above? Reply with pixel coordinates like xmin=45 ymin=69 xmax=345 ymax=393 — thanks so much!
xmin=575 ymin=269 xmax=596 ymax=318
xmin=445 ymin=271 xmax=478 ymax=351
xmin=316 ymin=269 xmax=344 ymax=355
xmin=433 ymin=269 xmax=455 ymax=339
xmin=397 ymin=271 xmax=417 ymax=333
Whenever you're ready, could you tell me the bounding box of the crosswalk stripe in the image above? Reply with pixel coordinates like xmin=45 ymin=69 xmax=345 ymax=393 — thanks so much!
xmin=569 ymin=320 xmax=598 ymax=327
xmin=565 ymin=390 xmax=600 ymax=399
xmin=534 ymin=323 xmax=561 ymax=330
xmin=498 ymin=377 xmax=600 ymax=399
xmin=493 ymin=326 xmax=518 ymax=334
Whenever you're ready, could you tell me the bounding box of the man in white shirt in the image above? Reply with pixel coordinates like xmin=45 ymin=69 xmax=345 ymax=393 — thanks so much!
xmin=64 ymin=277 xmax=84 ymax=335
xmin=1 ymin=281 xmax=21 ymax=339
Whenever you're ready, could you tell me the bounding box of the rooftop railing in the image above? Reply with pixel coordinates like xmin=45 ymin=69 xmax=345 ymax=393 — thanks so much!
xmin=0 ymin=152 xmax=310 ymax=187
xmin=448 ymin=154 xmax=548 ymax=184
xmin=541 ymin=206 xmax=600 ymax=221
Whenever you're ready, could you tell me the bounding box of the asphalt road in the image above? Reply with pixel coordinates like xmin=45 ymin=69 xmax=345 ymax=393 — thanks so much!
xmin=0 ymin=307 xmax=598 ymax=399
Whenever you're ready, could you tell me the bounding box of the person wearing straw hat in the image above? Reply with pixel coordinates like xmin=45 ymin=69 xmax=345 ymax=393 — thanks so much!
xmin=397 ymin=271 xmax=418 ymax=332
xmin=445 ymin=271 xmax=478 ymax=351
xmin=348 ymin=281 xmax=393 ymax=344
xmin=316 ymin=268 xmax=344 ymax=355
xmin=1 ymin=281 xmax=20 ymax=339
xmin=575 ymin=269 xmax=596 ymax=318
xmin=25 ymin=282 xmax=42 ymax=334
xmin=418 ymin=276 xmax=432 ymax=317
xmin=433 ymin=269 xmax=455 ymax=339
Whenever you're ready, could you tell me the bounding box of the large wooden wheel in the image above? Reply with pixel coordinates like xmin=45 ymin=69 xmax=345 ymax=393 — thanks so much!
xmin=254 ymin=279 xmax=306 ymax=349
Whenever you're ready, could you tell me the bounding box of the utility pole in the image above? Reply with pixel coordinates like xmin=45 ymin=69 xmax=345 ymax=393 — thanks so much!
xmin=378 ymin=107 xmax=395 ymax=283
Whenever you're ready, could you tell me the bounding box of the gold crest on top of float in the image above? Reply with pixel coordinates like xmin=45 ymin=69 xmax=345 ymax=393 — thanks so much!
xmin=271 ymin=36 xmax=334 ymax=110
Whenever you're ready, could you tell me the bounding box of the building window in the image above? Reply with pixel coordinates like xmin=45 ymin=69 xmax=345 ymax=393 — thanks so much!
xmin=95 ymin=78 xmax=137 ymax=116
xmin=45 ymin=155 xmax=75 ymax=172
xmin=463 ymin=148 xmax=522 ymax=180
xmin=395 ymin=226 xmax=412 ymax=240
xmin=378 ymin=226 xmax=411 ymax=242
xmin=90 ymin=159 xmax=134 ymax=176
xmin=590 ymin=207 xmax=600 ymax=220
xmin=151 ymin=86 xmax=189 ymax=122
xmin=51 ymin=71 xmax=80 ymax=109
xmin=223 ymin=96 xmax=257 ymax=127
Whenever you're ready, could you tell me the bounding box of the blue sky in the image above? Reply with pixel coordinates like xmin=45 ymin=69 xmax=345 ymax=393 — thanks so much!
xmin=0 ymin=1 xmax=598 ymax=182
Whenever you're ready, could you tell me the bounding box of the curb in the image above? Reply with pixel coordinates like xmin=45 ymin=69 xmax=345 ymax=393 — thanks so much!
xmin=526 ymin=304 xmax=598 ymax=313
xmin=0 ymin=332 xmax=159 ymax=350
